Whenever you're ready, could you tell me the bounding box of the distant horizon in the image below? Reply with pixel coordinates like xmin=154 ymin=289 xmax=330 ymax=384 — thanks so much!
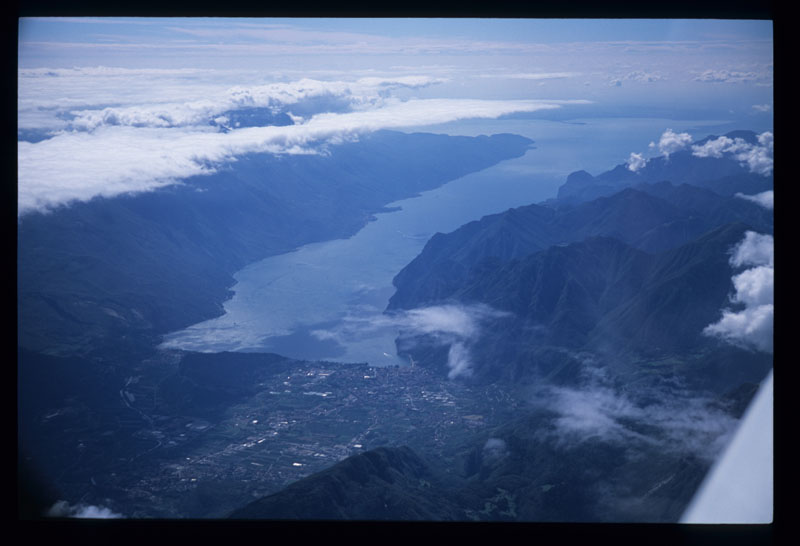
xmin=18 ymin=18 xmax=772 ymax=215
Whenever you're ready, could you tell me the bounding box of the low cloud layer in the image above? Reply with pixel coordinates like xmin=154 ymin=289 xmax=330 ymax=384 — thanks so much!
xmin=609 ymin=70 xmax=666 ymax=87
xmin=47 ymin=500 xmax=123 ymax=519
xmin=480 ymin=71 xmax=581 ymax=81
xmin=534 ymin=362 xmax=739 ymax=461
xmin=482 ymin=437 xmax=508 ymax=461
xmin=693 ymin=69 xmax=770 ymax=85
xmin=392 ymin=303 xmax=511 ymax=379
xmin=314 ymin=303 xmax=510 ymax=379
xmin=18 ymin=70 xmax=579 ymax=215
xmin=704 ymin=231 xmax=774 ymax=353
xmin=63 ymin=76 xmax=449 ymax=131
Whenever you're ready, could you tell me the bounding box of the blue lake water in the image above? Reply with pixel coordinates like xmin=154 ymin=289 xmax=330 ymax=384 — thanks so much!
xmin=160 ymin=117 xmax=738 ymax=364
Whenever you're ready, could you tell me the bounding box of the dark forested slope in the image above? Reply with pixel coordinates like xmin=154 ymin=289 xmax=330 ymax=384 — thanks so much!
xmin=18 ymin=131 xmax=533 ymax=357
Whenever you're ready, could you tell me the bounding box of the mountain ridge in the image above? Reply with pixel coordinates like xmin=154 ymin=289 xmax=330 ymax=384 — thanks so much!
xmin=17 ymin=130 xmax=533 ymax=358
xmin=229 ymin=446 xmax=464 ymax=520
xmin=555 ymin=129 xmax=771 ymax=205
xmin=389 ymin=181 xmax=772 ymax=312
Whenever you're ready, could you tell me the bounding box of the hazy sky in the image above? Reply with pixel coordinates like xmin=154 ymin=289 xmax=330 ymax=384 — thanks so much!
xmin=17 ymin=18 xmax=773 ymax=214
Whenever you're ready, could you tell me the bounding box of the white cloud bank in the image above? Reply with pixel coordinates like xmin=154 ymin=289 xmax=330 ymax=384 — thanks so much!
xmin=63 ymin=76 xmax=449 ymax=131
xmin=704 ymin=231 xmax=774 ymax=353
xmin=18 ymin=71 xmax=582 ymax=215
xmin=692 ymin=131 xmax=773 ymax=176
xmin=629 ymin=129 xmax=774 ymax=176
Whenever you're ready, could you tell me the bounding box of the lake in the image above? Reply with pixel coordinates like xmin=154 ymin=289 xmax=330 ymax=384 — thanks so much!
xmin=160 ymin=116 xmax=739 ymax=364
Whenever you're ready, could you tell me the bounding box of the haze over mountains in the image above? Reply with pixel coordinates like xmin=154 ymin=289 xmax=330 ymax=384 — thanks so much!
xmin=19 ymin=126 xmax=772 ymax=521
xmin=17 ymin=17 xmax=773 ymax=523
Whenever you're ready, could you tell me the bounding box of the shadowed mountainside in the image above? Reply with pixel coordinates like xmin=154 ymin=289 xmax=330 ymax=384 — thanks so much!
xmin=18 ymin=130 xmax=533 ymax=358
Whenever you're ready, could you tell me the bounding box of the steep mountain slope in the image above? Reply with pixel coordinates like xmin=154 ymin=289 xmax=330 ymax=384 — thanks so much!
xmin=389 ymin=182 xmax=772 ymax=311
xmin=392 ymin=222 xmax=771 ymax=389
xmin=229 ymin=446 xmax=464 ymax=520
xmin=18 ymin=130 xmax=533 ymax=357
xmin=387 ymin=129 xmax=772 ymax=390
xmin=592 ymin=223 xmax=754 ymax=356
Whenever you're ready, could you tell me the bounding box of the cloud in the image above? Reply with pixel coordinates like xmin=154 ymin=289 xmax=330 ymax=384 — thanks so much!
xmin=691 ymin=136 xmax=748 ymax=159
xmin=395 ymin=305 xmax=511 ymax=381
xmin=627 ymin=152 xmax=647 ymax=172
xmin=730 ymin=231 xmax=774 ymax=268
xmin=47 ymin=500 xmax=123 ymax=519
xmin=624 ymin=128 xmax=693 ymax=167
xmin=446 ymin=342 xmax=474 ymax=379
xmin=607 ymin=70 xmax=665 ymax=88
xmin=623 ymin=70 xmax=665 ymax=83
xmin=730 ymin=266 xmax=773 ymax=307
xmin=62 ymin=76 xmax=449 ymax=132
xmin=17 ymin=68 xmax=451 ymax=135
xmin=690 ymin=131 xmax=773 ymax=176
xmin=546 ymin=382 xmax=645 ymax=445
xmin=401 ymin=304 xmax=489 ymax=338
xmin=481 ymin=72 xmax=581 ymax=80
xmin=535 ymin=362 xmax=739 ymax=461
xmin=751 ymin=104 xmax=772 ymax=113
xmin=703 ymin=304 xmax=773 ymax=354
xmin=482 ymin=437 xmax=508 ymax=461
xmin=20 ymin=66 xmax=209 ymax=78
xmin=657 ymin=129 xmax=693 ymax=158
xmin=735 ymin=190 xmax=773 ymax=210
xmin=330 ymin=303 xmax=510 ymax=379
xmin=693 ymin=69 xmax=768 ymax=84
xmin=18 ymin=93 xmax=571 ymax=215
xmin=704 ymin=231 xmax=773 ymax=353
